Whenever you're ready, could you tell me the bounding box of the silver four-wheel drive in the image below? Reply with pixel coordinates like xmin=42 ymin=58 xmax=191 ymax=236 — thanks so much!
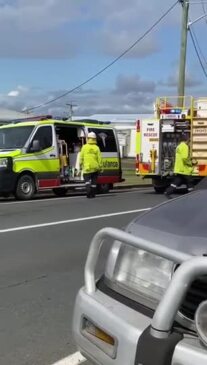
xmin=73 ymin=186 xmax=207 ymax=365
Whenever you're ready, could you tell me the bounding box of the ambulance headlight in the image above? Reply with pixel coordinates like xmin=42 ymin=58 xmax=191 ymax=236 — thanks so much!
xmin=0 ymin=158 xmax=8 ymax=168
xmin=105 ymin=241 xmax=174 ymax=309
xmin=195 ymin=300 xmax=207 ymax=347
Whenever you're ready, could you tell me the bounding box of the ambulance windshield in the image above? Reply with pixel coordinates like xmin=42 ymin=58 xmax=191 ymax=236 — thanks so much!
xmin=0 ymin=126 xmax=34 ymax=150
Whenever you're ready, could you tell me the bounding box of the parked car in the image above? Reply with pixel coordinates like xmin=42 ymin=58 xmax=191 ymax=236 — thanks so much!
xmin=73 ymin=183 xmax=207 ymax=365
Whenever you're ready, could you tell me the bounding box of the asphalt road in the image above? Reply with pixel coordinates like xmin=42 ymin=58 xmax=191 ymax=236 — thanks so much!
xmin=0 ymin=188 xmax=166 ymax=365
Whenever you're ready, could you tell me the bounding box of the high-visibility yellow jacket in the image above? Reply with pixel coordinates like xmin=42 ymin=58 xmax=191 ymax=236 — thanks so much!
xmin=80 ymin=139 xmax=102 ymax=174
xmin=174 ymin=142 xmax=193 ymax=175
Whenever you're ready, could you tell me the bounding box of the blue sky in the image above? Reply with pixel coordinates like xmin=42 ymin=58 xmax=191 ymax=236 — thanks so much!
xmin=0 ymin=0 xmax=207 ymax=116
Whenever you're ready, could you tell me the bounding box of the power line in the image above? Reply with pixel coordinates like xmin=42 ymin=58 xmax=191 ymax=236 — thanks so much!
xmin=26 ymin=0 xmax=179 ymax=112
xmin=190 ymin=24 xmax=207 ymax=66
xmin=188 ymin=1 xmax=207 ymax=4
xmin=201 ymin=0 xmax=207 ymax=22
xmin=201 ymin=0 xmax=207 ymax=11
xmin=189 ymin=27 xmax=207 ymax=78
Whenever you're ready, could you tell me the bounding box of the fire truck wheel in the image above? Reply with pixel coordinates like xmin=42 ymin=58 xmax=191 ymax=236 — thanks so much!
xmin=53 ymin=188 xmax=68 ymax=197
xmin=15 ymin=174 xmax=35 ymax=200
xmin=153 ymin=185 xmax=166 ymax=194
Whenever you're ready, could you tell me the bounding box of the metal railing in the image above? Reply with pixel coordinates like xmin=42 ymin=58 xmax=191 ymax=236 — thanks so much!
xmin=155 ymin=96 xmax=193 ymax=119
xmin=155 ymin=96 xmax=207 ymax=120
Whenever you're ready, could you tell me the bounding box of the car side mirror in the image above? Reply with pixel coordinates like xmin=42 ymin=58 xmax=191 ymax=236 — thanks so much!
xmin=30 ymin=140 xmax=41 ymax=152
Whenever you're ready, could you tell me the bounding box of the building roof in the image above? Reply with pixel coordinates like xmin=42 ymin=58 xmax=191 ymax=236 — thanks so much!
xmin=74 ymin=113 xmax=154 ymax=125
xmin=88 ymin=113 xmax=154 ymax=122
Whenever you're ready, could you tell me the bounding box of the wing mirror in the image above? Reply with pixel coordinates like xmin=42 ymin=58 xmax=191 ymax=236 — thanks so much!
xmin=30 ymin=140 xmax=41 ymax=152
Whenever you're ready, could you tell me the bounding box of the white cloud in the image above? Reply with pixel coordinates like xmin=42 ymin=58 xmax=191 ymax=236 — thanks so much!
xmin=0 ymin=0 xmax=83 ymax=57
xmin=0 ymin=63 xmax=204 ymax=116
xmin=90 ymin=0 xmax=178 ymax=59
xmin=99 ymin=30 xmax=160 ymax=58
xmin=0 ymin=0 xmax=180 ymax=58
xmin=8 ymin=90 xmax=19 ymax=97
xmin=7 ymin=85 xmax=28 ymax=97
xmin=0 ymin=73 xmax=157 ymax=115
xmin=160 ymin=68 xmax=202 ymax=88
xmin=114 ymin=74 xmax=156 ymax=94
xmin=0 ymin=0 xmax=84 ymax=31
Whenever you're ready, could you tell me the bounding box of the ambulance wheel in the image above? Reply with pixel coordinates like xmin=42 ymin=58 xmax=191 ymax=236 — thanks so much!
xmin=15 ymin=175 xmax=35 ymax=200
xmin=53 ymin=188 xmax=68 ymax=197
xmin=97 ymin=184 xmax=110 ymax=194
xmin=2 ymin=193 xmax=10 ymax=198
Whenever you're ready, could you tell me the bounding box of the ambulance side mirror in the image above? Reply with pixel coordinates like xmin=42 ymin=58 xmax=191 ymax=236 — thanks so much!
xmin=30 ymin=140 xmax=41 ymax=152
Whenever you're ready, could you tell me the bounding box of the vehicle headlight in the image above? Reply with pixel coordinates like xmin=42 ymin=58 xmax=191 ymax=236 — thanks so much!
xmin=105 ymin=241 xmax=174 ymax=309
xmin=0 ymin=158 xmax=8 ymax=167
xmin=195 ymin=300 xmax=207 ymax=347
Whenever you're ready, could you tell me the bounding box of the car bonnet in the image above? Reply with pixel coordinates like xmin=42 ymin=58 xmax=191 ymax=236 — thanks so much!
xmin=126 ymin=190 xmax=207 ymax=257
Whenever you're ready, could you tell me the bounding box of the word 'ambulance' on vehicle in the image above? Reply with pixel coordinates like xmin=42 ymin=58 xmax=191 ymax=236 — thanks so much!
xmin=0 ymin=117 xmax=122 ymax=200
xmin=136 ymin=96 xmax=207 ymax=192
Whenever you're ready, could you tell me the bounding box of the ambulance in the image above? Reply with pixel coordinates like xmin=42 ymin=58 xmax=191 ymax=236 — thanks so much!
xmin=0 ymin=116 xmax=122 ymax=199
xmin=136 ymin=96 xmax=207 ymax=192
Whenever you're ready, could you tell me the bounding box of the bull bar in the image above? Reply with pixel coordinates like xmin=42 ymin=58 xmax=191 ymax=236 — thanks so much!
xmin=84 ymin=227 xmax=207 ymax=338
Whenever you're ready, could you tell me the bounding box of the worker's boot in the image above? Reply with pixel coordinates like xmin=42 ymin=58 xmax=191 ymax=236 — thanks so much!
xmin=164 ymin=184 xmax=175 ymax=199
xmin=86 ymin=184 xmax=92 ymax=198
xmin=164 ymin=192 xmax=173 ymax=199
xmin=91 ymin=186 xmax=96 ymax=198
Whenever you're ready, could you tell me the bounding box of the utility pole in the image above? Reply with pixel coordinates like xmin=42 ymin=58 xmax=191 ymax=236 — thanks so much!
xmin=178 ymin=0 xmax=189 ymax=105
xmin=66 ymin=102 xmax=77 ymax=120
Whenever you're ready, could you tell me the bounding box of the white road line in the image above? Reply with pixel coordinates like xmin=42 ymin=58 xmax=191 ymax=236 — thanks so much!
xmin=51 ymin=351 xmax=86 ymax=365
xmin=0 ymin=187 xmax=151 ymax=205
xmin=0 ymin=208 xmax=151 ymax=233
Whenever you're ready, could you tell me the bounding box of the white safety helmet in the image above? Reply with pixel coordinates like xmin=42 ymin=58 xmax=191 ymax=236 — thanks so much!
xmin=88 ymin=132 xmax=96 ymax=139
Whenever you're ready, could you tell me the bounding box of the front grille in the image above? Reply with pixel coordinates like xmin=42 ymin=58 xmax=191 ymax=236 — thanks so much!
xmin=180 ymin=275 xmax=207 ymax=321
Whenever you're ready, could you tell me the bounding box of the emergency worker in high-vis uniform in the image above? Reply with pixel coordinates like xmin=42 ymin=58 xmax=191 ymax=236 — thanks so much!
xmin=80 ymin=132 xmax=102 ymax=198
xmin=165 ymin=134 xmax=197 ymax=199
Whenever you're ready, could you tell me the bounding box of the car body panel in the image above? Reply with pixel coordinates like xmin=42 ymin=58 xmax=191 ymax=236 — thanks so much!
xmin=73 ymin=288 xmax=207 ymax=365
